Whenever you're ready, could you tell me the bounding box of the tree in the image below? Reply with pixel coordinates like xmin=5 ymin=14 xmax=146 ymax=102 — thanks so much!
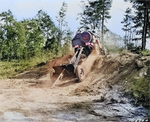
xmin=121 ymin=8 xmax=134 ymax=48
xmin=36 ymin=10 xmax=57 ymax=41
xmin=0 ymin=23 xmax=5 ymax=59
xmin=36 ymin=10 xmax=58 ymax=52
xmin=11 ymin=21 xmax=26 ymax=60
xmin=55 ymin=2 xmax=73 ymax=54
xmin=0 ymin=9 xmax=45 ymax=61
xmin=0 ymin=9 xmax=15 ymax=26
xmin=56 ymin=2 xmax=68 ymax=45
xmin=124 ymin=0 xmax=150 ymax=50
xmin=0 ymin=10 xmax=17 ymax=60
xmin=21 ymin=18 xmax=45 ymax=59
xmin=0 ymin=9 xmax=68 ymax=61
xmin=78 ymin=0 xmax=112 ymax=41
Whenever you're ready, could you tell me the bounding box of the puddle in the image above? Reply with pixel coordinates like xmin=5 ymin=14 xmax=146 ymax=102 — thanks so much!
xmin=53 ymin=85 xmax=149 ymax=122
xmin=1 ymin=111 xmax=38 ymax=122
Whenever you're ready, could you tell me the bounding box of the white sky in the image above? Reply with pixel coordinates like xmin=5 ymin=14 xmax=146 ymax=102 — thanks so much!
xmin=0 ymin=0 xmax=131 ymax=36
xmin=0 ymin=0 xmax=149 ymax=49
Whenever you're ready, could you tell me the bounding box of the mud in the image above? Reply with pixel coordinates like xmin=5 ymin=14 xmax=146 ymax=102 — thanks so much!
xmin=0 ymin=50 xmax=149 ymax=121
xmin=0 ymin=79 xmax=148 ymax=122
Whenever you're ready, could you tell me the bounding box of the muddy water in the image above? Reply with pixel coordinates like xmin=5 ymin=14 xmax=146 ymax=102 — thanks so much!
xmin=1 ymin=84 xmax=148 ymax=122
xmin=52 ymin=85 xmax=148 ymax=122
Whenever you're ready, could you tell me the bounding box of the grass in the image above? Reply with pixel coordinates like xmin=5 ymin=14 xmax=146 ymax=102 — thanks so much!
xmin=140 ymin=49 xmax=150 ymax=56
xmin=0 ymin=61 xmax=16 ymax=79
xmin=0 ymin=50 xmax=65 ymax=79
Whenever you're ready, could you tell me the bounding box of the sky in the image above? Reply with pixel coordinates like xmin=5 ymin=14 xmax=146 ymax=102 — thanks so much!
xmin=0 ymin=0 xmax=149 ymax=49
xmin=0 ymin=0 xmax=131 ymax=36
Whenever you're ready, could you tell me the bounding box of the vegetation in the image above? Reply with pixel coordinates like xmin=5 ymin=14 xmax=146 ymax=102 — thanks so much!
xmin=131 ymin=77 xmax=150 ymax=102
xmin=140 ymin=49 xmax=150 ymax=56
xmin=0 ymin=2 xmax=73 ymax=78
xmin=0 ymin=9 xmax=72 ymax=61
xmin=0 ymin=49 xmax=66 ymax=79
xmin=77 ymin=0 xmax=112 ymax=41
xmin=123 ymin=64 xmax=150 ymax=107
xmin=122 ymin=0 xmax=150 ymax=50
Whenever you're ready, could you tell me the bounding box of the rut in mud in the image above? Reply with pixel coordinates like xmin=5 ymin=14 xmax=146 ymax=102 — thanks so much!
xmin=0 ymin=49 xmax=149 ymax=121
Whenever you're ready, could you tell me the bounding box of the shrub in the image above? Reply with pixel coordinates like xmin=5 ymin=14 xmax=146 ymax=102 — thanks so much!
xmin=140 ymin=50 xmax=150 ymax=56
xmin=0 ymin=49 xmax=65 ymax=79
xmin=131 ymin=77 xmax=150 ymax=101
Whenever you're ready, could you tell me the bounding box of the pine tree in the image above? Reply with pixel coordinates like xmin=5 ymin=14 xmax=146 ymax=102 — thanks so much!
xmin=124 ymin=0 xmax=150 ymax=50
xmin=78 ymin=0 xmax=112 ymax=41
xmin=121 ymin=8 xmax=134 ymax=49
xmin=56 ymin=2 xmax=68 ymax=45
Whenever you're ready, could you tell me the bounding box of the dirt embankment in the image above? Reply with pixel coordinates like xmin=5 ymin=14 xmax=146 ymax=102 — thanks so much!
xmin=0 ymin=51 xmax=149 ymax=122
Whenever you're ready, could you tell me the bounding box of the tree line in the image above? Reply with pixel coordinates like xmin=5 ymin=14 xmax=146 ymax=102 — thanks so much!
xmin=0 ymin=2 xmax=72 ymax=61
xmin=0 ymin=0 xmax=149 ymax=62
